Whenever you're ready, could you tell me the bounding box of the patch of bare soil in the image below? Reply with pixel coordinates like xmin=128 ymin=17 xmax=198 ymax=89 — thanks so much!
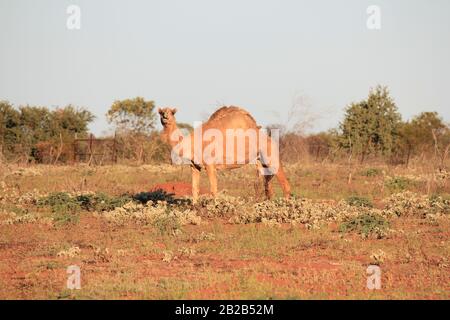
xmin=150 ymin=182 xmax=208 ymax=197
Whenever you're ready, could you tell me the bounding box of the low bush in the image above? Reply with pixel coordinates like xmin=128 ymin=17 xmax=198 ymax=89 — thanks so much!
xmin=37 ymin=192 xmax=81 ymax=214
xmin=385 ymin=176 xmax=413 ymax=192
xmin=360 ymin=168 xmax=382 ymax=177
xmin=346 ymin=195 xmax=374 ymax=208
xmin=98 ymin=201 xmax=201 ymax=230
xmin=339 ymin=213 xmax=390 ymax=239
xmin=132 ymin=190 xmax=176 ymax=205
xmin=38 ymin=192 xmax=132 ymax=213
xmin=53 ymin=211 xmax=80 ymax=226
xmin=76 ymin=193 xmax=132 ymax=211
xmin=153 ymin=209 xmax=182 ymax=236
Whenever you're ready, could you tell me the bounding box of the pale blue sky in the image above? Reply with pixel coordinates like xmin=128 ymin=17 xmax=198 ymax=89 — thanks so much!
xmin=1 ymin=0 xmax=449 ymax=135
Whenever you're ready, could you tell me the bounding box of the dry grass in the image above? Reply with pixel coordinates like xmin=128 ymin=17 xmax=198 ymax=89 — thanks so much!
xmin=0 ymin=162 xmax=449 ymax=299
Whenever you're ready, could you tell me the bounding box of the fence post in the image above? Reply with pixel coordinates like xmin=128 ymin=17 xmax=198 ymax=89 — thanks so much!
xmin=112 ymin=132 xmax=117 ymax=164
xmin=88 ymin=134 xmax=94 ymax=165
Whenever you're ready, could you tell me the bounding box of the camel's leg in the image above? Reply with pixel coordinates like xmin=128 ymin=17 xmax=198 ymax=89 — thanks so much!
xmin=264 ymin=174 xmax=274 ymax=200
xmin=275 ymin=164 xmax=291 ymax=199
xmin=258 ymin=134 xmax=291 ymax=199
xmin=205 ymin=164 xmax=218 ymax=197
xmin=254 ymin=161 xmax=264 ymax=199
xmin=191 ymin=165 xmax=200 ymax=204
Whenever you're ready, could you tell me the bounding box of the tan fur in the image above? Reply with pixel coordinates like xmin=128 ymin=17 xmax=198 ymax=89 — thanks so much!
xmin=159 ymin=106 xmax=291 ymax=203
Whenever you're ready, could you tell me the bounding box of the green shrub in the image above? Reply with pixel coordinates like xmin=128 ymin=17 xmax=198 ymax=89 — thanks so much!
xmin=38 ymin=192 xmax=81 ymax=214
xmin=38 ymin=192 xmax=73 ymax=207
xmin=53 ymin=211 xmax=80 ymax=226
xmin=361 ymin=168 xmax=382 ymax=177
xmin=153 ymin=209 xmax=182 ymax=236
xmin=76 ymin=193 xmax=131 ymax=212
xmin=346 ymin=196 xmax=374 ymax=208
xmin=38 ymin=192 xmax=132 ymax=215
xmin=339 ymin=213 xmax=390 ymax=239
xmin=429 ymin=193 xmax=450 ymax=215
xmin=133 ymin=190 xmax=176 ymax=205
xmin=385 ymin=177 xmax=412 ymax=192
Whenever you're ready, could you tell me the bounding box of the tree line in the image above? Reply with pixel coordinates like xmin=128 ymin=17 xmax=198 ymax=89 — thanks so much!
xmin=318 ymin=86 xmax=449 ymax=166
xmin=1 ymin=86 xmax=449 ymax=166
xmin=0 ymin=102 xmax=94 ymax=163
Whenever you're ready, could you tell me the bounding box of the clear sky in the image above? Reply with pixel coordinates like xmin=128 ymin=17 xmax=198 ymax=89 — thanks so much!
xmin=1 ymin=0 xmax=449 ymax=135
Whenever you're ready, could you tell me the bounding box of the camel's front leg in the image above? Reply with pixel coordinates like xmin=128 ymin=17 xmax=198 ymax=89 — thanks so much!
xmin=205 ymin=164 xmax=218 ymax=197
xmin=191 ymin=165 xmax=200 ymax=204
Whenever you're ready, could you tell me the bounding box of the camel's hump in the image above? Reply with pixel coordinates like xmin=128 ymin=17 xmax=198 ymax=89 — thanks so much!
xmin=208 ymin=106 xmax=257 ymax=123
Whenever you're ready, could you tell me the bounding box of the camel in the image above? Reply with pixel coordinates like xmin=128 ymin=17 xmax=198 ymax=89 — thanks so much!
xmin=158 ymin=106 xmax=291 ymax=203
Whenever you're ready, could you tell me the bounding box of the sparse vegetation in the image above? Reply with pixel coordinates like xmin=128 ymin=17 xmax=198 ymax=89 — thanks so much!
xmin=346 ymin=195 xmax=374 ymax=208
xmin=38 ymin=191 xmax=132 ymax=213
xmin=360 ymin=168 xmax=382 ymax=177
xmin=153 ymin=210 xmax=182 ymax=236
xmin=132 ymin=189 xmax=176 ymax=205
xmin=385 ymin=176 xmax=413 ymax=192
xmin=1 ymin=85 xmax=450 ymax=299
xmin=339 ymin=213 xmax=390 ymax=239
xmin=0 ymin=163 xmax=449 ymax=299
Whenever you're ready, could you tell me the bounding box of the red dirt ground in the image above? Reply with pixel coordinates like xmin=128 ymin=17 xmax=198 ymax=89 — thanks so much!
xmin=150 ymin=182 xmax=208 ymax=197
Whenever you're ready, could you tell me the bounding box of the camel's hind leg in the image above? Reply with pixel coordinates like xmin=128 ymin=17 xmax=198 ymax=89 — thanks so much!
xmin=258 ymin=134 xmax=291 ymax=199
xmin=205 ymin=164 xmax=218 ymax=197
xmin=191 ymin=165 xmax=201 ymax=204
xmin=260 ymin=165 xmax=290 ymax=200
xmin=263 ymin=174 xmax=274 ymax=199
xmin=254 ymin=161 xmax=265 ymax=199
xmin=275 ymin=164 xmax=291 ymax=199
xmin=257 ymin=158 xmax=273 ymax=199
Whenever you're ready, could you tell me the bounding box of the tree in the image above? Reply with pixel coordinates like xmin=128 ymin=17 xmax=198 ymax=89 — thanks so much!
xmin=0 ymin=102 xmax=94 ymax=163
xmin=106 ymin=97 xmax=158 ymax=164
xmin=306 ymin=131 xmax=338 ymax=162
xmin=0 ymin=101 xmax=21 ymax=159
xmin=18 ymin=105 xmax=95 ymax=162
xmin=399 ymin=112 xmax=450 ymax=166
xmin=51 ymin=105 xmax=95 ymax=135
xmin=19 ymin=106 xmax=53 ymax=146
xmin=106 ymin=97 xmax=156 ymax=134
xmin=339 ymin=86 xmax=401 ymax=163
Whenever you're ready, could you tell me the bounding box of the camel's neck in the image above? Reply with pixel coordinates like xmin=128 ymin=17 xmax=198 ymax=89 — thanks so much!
xmin=161 ymin=122 xmax=181 ymax=148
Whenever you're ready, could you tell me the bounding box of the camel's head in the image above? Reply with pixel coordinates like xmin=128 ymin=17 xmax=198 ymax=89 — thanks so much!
xmin=158 ymin=107 xmax=177 ymax=127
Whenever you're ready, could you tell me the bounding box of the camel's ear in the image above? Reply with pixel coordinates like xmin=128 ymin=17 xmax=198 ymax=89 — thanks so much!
xmin=171 ymin=108 xmax=177 ymax=115
xmin=158 ymin=108 xmax=163 ymax=114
